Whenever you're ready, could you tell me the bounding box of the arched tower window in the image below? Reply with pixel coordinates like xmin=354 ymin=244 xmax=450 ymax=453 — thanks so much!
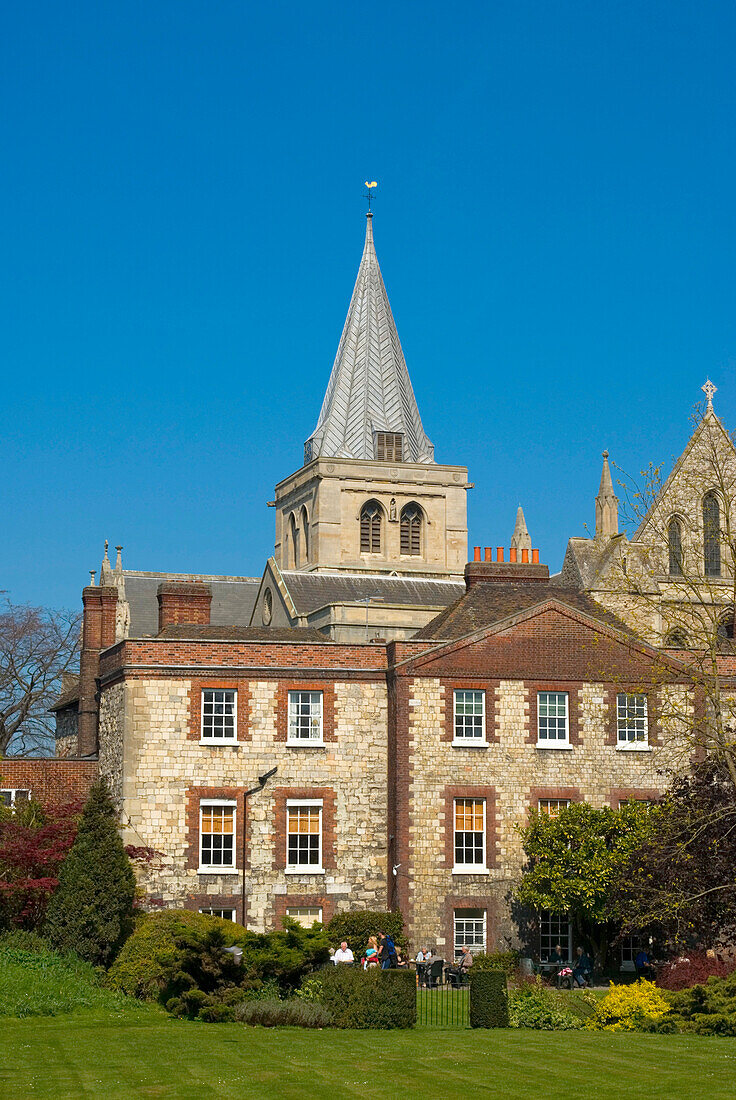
xmin=360 ymin=500 xmax=383 ymax=554
xmin=400 ymin=503 xmax=423 ymax=556
xmin=703 ymin=492 xmax=721 ymax=577
xmin=301 ymin=506 xmax=310 ymax=563
xmin=668 ymin=516 xmax=683 ymax=576
xmin=717 ymin=609 xmax=735 ymax=646
xmin=290 ymin=513 xmax=300 ymax=568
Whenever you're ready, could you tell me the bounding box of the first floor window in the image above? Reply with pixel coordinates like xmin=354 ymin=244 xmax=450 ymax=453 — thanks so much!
xmin=537 ymin=692 xmax=569 ymax=745
xmin=454 ymin=690 xmax=485 ymax=742
xmin=199 ymin=908 xmax=236 ymax=922
xmin=288 ymin=691 xmax=323 ymax=743
xmin=1 ymin=789 xmax=30 ymax=809
xmin=538 ymin=798 xmax=570 ymax=817
xmin=617 ymin=693 xmax=648 ymax=745
xmin=200 ymin=803 xmax=236 ymax=870
xmin=540 ymin=911 xmax=571 ymax=962
xmin=201 ymin=689 xmax=236 ymax=741
xmin=454 ymin=908 xmax=487 ymax=958
xmin=286 ymin=803 xmax=322 ymax=870
xmin=286 ymin=906 xmax=323 ymax=928
xmin=453 ymin=798 xmax=486 ymax=870
xmin=618 ymin=797 xmax=655 ymax=809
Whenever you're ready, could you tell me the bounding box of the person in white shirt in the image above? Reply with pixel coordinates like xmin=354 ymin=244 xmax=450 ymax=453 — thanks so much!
xmin=333 ymin=941 xmax=354 ymax=964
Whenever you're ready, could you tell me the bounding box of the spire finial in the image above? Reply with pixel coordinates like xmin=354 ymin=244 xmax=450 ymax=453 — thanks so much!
xmin=364 ymin=180 xmax=377 ymax=214
xmin=702 ymin=378 xmax=717 ymax=411
xmin=89 ymin=570 xmax=96 ymax=586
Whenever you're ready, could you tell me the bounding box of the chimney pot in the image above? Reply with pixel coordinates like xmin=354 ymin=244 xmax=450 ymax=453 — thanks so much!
xmin=473 ymin=546 xmax=481 ymax=561
xmin=496 ymin=547 xmax=504 ymax=562
xmin=509 ymin=548 xmax=517 ymax=563
xmin=521 ymin=548 xmax=529 ymax=563
xmin=532 ymin=549 xmax=539 ymax=563
xmin=484 ymin=547 xmax=492 ymax=561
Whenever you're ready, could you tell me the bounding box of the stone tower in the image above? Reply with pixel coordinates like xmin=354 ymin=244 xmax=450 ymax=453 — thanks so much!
xmin=273 ymin=213 xmax=469 ymax=579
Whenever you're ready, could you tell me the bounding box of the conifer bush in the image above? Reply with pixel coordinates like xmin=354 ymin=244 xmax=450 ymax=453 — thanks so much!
xmin=44 ymin=780 xmax=135 ymax=966
xmin=469 ymin=970 xmax=509 ymax=1027
xmin=318 ymin=966 xmax=416 ymax=1028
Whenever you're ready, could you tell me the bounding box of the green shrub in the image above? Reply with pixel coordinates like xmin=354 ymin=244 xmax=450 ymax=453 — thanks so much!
xmin=0 ymin=935 xmax=136 ymax=1017
xmin=469 ymin=970 xmax=509 ymax=1028
xmin=235 ymin=997 xmax=333 ymax=1028
xmin=665 ymin=970 xmax=736 ymax=1035
xmin=472 ymin=951 xmax=520 ymax=977
xmin=325 ymin=910 xmax=407 ymax=959
xmin=508 ymin=981 xmax=584 ymax=1030
xmin=587 ymin=981 xmax=672 ymax=1031
xmin=44 ymin=780 xmax=136 ymax=966
xmin=318 ymin=966 xmax=416 ymax=1029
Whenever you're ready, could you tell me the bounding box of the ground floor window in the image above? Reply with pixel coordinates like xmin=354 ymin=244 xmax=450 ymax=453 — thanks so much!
xmin=1 ymin=789 xmax=30 ymax=809
xmin=285 ymin=906 xmax=323 ymax=928
xmin=539 ymin=911 xmax=572 ymax=961
xmin=620 ymin=934 xmax=643 ymax=968
xmin=199 ymin=908 xmax=236 ymax=922
xmin=538 ymin=798 xmax=570 ymax=816
xmin=453 ymin=908 xmax=486 ymax=958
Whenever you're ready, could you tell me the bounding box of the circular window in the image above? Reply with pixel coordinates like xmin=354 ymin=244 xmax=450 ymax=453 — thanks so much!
xmin=262 ymin=588 xmax=273 ymax=626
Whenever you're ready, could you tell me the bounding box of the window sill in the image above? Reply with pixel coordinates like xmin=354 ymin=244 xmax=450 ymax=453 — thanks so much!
xmin=616 ymin=744 xmax=651 ymax=752
xmin=535 ymin=743 xmax=574 ymax=750
xmin=197 ymin=867 xmax=239 ymax=876
xmin=286 ymin=741 xmax=325 ymax=749
xmin=199 ymin=739 xmax=239 ymax=747
xmin=284 ymin=866 xmax=325 ymax=875
xmin=452 ymin=867 xmax=489 ymax=876
xmin=452 ymin=740 xmax=489 ymax=749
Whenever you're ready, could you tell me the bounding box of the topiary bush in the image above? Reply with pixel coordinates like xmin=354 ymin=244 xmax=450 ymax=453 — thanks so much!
xmin=235 ymin=997 xmax=333 ymax=1028
xmin=469 ymin=969 xmax=509 ymax=1027
xmin=656 ymin=952 xmax=736 ymax=991
xmin=325 ymin=910 xmax=407 ymax=959
xmin=318 ymin=965 xmax=416 ymax=1028
xmin=44 ymin=780 xmax=135 ymax=966
xmin=586 ymin=980 xmax=672 ymax=1031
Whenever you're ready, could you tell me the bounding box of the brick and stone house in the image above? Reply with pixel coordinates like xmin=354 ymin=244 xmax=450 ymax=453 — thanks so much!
xmin=15 ymin=212 xmax=730 ymax=961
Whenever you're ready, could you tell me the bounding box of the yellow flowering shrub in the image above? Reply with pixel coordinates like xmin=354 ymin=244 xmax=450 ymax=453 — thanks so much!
xmin=586 ymin=981 xmax=672 ymax=1032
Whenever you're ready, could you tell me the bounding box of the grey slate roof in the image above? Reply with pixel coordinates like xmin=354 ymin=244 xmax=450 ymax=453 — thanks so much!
xmin=304 ymin=214 xmax=435 ymax=464
xmin=123 ymin=571 xmax=260 ymax=637
xmin=279 ymin=571 xmax=464 ymax=616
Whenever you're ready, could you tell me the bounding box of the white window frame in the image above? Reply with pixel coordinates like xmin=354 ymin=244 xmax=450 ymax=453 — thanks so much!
xmin=453 ymin=689 xmax=487 ymax=746
xmin=200 ymin=689 xmax=237 ymax=745
xmin=620 ymin=933 xmax=644 ymax=971
xmin=453 ymin=908 xmax=487 ymax=958
xmin=198 ymin=799 xmax=238 ymax=875
xmin=452 ymin=797 xmax=488 ymax=874
xmin=285 ymin=799 xmax=324 ymax=875
xmin=537 ymin=692 xmax=571 ymax=748
xmin=539 ymin=910 xmax=572 ymax=962
xmin=285 ymin=906 xmax=324 ymax=927
xmin=287 ymin=691 xmax=324 ymax=746
xmin=1 ymin=788 xmax=31 ymax=809
xmin=538 ymin=798 xmax=571 ymax=817
xmin=616 ymin=693 xmax=649 ymax=750
xmin=199 ymin=908 xmax=237 ymax=922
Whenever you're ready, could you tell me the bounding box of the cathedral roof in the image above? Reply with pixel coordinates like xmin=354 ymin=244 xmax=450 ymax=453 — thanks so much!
xmin=304 ymin=214 xmax=435 ymax=464
xmin=278 ymin=570 xmax=463 ymax=616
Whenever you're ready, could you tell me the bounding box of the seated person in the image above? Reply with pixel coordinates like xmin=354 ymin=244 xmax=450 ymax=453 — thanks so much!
xmin=333 ymin=941 xmax=354 ymax=964
xmin=445 ymin=945 xmax=474 ymax=985
xmin=547 ymin=944 xmax=566 ymax=967
xmin=572 ymin=946 xmax=592 ymax=987
xmin=635 ymin=949 xmax=656 ymax=981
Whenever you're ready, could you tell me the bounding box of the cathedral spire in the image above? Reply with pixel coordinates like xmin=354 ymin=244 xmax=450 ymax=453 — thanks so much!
xmin=595 ymin=450 xmax=619 ymax=539
xmin=304 ymin=213 xmax=435 ymax=465
xmin=510 ymin=505 xmax=532 ymax=554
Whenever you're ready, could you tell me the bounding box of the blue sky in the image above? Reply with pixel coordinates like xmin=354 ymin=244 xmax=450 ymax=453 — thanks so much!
xmin=2 ymin=1 xmax=736 ymax=609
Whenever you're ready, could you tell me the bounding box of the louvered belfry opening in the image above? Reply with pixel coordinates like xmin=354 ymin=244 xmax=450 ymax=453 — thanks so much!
xmin=360 ymin=501 xmax=383 ymax=553
xmin=375 ymin=431 xmax=404 ymax=462
xmin=401 ymin=503 xmax=422 ymax=556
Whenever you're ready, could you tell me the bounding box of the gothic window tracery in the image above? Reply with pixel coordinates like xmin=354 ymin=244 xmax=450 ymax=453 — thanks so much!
xmin=400 ymin=503 xmax=423 ymax=556
xmin=667 ymin=516 xmax=684 ymax=576
xmin=703 ymin=492 xmax=721 ymax=577
xmin=290 ymin=513 xmax=300 ymax=568
xmin=301 ymin=506 xmax=310 ymax=562
xmin=360 ymin=501 xmax=383 ymax=554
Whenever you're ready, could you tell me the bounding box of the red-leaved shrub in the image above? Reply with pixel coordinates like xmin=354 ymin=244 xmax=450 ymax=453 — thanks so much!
xmin=656 ymin=951 xmax=736 ymax=991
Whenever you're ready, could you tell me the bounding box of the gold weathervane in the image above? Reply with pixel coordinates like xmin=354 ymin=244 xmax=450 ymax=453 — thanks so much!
xmin=364 ymin=180 xmax=378 ymax=212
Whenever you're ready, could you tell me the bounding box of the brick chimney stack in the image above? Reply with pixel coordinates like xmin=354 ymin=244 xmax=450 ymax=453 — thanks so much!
xmin=157 ymin=582 xmax=212 ymax=632
xmin=465 ymin=547 xmax=548 ymax=589
xmin=77 ymin=583 xmax=118 ymax=757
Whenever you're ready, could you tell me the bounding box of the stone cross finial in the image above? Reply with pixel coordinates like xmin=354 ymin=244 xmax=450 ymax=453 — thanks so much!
xmin=702 ymin=379 xmax=717 ymax=411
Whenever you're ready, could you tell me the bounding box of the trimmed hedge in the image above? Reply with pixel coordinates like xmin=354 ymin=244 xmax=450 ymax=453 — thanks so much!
xmin=235 ymin=997 xmax=333 ymax=1028
xmin=319 ymin=966 xmax=416 ymax=1029
xmin=472 ymin=951 xmax=520 ymax=976
xmin=325 ymin=910 xmax=407 ymax=958
xmin=469 ymin=969 xmax=509 ymax=1028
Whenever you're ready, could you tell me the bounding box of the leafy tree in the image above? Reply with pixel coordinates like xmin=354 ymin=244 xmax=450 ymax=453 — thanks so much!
xmin=0 ymin=795 xmax=80 ymax=930
xmin=44 ymin=780 xmax=135 ymax=965
xmin=614 ymin=758 xmax=736 ymax=950
xmin=516 ymin=801 xmax=654 ymax=967
xmin=0 ymin=599 xmax=80 ymax=756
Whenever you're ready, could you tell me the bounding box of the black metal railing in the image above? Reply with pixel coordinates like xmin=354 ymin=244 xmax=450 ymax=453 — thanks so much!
xmin=416 ymin=980 xmax=470 ymax=1028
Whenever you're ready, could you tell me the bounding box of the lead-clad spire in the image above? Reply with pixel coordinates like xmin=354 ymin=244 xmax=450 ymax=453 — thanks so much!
xmin=304 ymin=214 xmax=435 ymax=465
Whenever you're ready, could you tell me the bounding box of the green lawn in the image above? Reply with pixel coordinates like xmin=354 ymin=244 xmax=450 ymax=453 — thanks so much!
xmin=2 ymin=1010 xmax=736 ymax=1099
